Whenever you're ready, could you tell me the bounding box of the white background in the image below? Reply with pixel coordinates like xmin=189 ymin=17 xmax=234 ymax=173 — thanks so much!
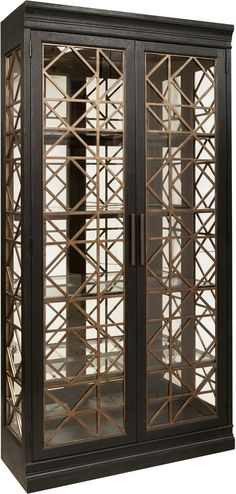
xmin=0 ymin=0 xmax=235 ymax=493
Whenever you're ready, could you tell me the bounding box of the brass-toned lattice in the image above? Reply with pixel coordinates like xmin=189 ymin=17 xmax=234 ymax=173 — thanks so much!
xmin=145 ymin=54 xmax=216 ymax=427
xmin=5 ymin=49 xmax=22 ymax=439
xmin=43 ymin=44 xmax=125 ymax=446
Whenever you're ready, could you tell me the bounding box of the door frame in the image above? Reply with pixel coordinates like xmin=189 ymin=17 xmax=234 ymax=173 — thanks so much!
xmin=135 ymin=40 xmax=230 ymax=441
xmin=30 ymin=30 xmax=137 ymax=461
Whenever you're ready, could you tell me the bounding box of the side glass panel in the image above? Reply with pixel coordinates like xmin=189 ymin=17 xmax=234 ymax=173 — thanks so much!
xmin=145 ymin=53 xmax=216 ymax=428
xmin=42 ymin=44 xmax=125 ymax=446
xmin=5 ymin=49 xmax=22 ymax=439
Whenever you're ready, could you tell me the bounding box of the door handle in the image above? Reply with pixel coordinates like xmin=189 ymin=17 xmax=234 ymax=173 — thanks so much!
xmin=130 ymin=214 xmax=136 ymax=266
xmin=140 ymin=213 xmax=145 ymax=266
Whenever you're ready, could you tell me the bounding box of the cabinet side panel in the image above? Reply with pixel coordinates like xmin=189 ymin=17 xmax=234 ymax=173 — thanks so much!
xmin=1 ymin=6 xmax=27 ymax=487
xmin=4 ymin=47 xmax=23 ymax=440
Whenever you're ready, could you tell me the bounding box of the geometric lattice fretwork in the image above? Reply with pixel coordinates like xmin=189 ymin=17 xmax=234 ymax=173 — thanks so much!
xmin=145 ymin=53 xmax=216 ymax=428
xmin=5 ymin=49 xmax=22 ymax=439
xmin=43 ymin=44 xmax=125 ymax=446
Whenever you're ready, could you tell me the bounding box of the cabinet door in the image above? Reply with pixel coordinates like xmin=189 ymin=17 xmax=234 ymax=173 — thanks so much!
xmin=136 ymin=42 xmax=230 ymax=441
xmin=31 ymin=31 xmax=136 ymax=460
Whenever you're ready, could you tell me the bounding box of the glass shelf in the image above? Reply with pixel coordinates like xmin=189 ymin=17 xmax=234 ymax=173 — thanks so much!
xmin=44 ymin=273 xmax=124 ymax=300
xmin=43 ymin=131 xmax=123 ymax=146
xmin=44 ymin=203 xmax=124 ymax=216
xmin=147 ymin=333 xmax=215 ymax=369
xmin=45 ymin=386 xmax=124 ymax=417
xmin=45 ymin=341 xmax=124 ymax=383
xmin=147 ymin=272 xmax=215 ymax=291
xmin=147 ymin=394 xmax=215 ymax=427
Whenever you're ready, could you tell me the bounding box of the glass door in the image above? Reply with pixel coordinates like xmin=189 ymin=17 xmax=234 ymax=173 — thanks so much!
xmin=136 ymin=42 xmax=228 ymax=440
xmin=31 ymin=32 xmax=136 ymax=459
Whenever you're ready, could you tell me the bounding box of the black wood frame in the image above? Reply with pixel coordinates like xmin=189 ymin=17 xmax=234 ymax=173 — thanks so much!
xmin=1 ymin=2 xmax=234 ymax=492
xmin=136 ymin=41 xmax=230 ymax=442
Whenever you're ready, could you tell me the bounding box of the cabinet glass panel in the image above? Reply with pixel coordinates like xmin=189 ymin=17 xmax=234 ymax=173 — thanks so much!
xmin=145 ymin=53 xmax=216 ymax=428
xmin=42 ymin=44 xmax=125 ymax=446
xmin=5 ymin=49 xmax=22 ymax=439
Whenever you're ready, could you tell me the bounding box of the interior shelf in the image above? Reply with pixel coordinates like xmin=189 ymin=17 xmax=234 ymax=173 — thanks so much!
xmin=43 ymin=131 xmax=123 ymax=146
xmin=44 ymin=273 xmax=124 ymax=300
xmin=45 ymin=339 xmax=124 ymax=385
xmin=146 ymin=272 xmax=215 ymax=291
xmin=147 ymin=333 xmax=215 ymax=368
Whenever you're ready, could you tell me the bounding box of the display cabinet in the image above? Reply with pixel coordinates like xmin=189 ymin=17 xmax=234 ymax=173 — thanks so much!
xmin=1 ymin=2 xmax=234 ymax=492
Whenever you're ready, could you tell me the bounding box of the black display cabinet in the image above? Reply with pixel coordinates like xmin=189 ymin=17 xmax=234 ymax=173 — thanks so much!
xmin=1 ymin=2 xmax=234 ymax=492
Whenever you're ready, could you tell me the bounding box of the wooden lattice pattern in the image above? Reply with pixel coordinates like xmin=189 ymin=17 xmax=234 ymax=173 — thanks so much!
xmin=5 ymin=49 xmax=22 ymax=439
xmin=43 ymin=44 xmax=125 ymax=446
xmin=145 ymin=54 xmax=217 ymax=427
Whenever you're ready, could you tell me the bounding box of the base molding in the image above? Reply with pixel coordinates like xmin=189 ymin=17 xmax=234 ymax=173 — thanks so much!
xmin=25 ymin=432 xmax=235 ymax=493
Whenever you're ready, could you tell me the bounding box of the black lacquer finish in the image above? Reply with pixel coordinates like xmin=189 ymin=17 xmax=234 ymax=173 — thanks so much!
xmin=1 ymin=2 xmax=234 ymax=492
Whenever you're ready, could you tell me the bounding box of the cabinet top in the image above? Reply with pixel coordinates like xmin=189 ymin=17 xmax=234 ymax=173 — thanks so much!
xmin=2 ymin=0 xmax=234 ymax=48
xmin=23 ymin=1 xmax=234 ymax=30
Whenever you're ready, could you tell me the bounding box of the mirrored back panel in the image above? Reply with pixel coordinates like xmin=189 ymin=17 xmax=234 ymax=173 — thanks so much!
xmin=42 ymin=44 xmax=125 ymax=446
xmin=145 ymin=53 xmax=216 ymax=428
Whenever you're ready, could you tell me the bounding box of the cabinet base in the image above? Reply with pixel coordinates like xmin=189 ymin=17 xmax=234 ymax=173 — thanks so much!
xmin=23 ymin=430 xmax=234 ymax=492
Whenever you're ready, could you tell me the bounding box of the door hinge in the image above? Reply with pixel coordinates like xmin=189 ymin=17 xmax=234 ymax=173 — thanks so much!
xmin=225 ymin=56 xmax=229 ymax=73
xmin=29 ymin=40 xmax=32 ymax=58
